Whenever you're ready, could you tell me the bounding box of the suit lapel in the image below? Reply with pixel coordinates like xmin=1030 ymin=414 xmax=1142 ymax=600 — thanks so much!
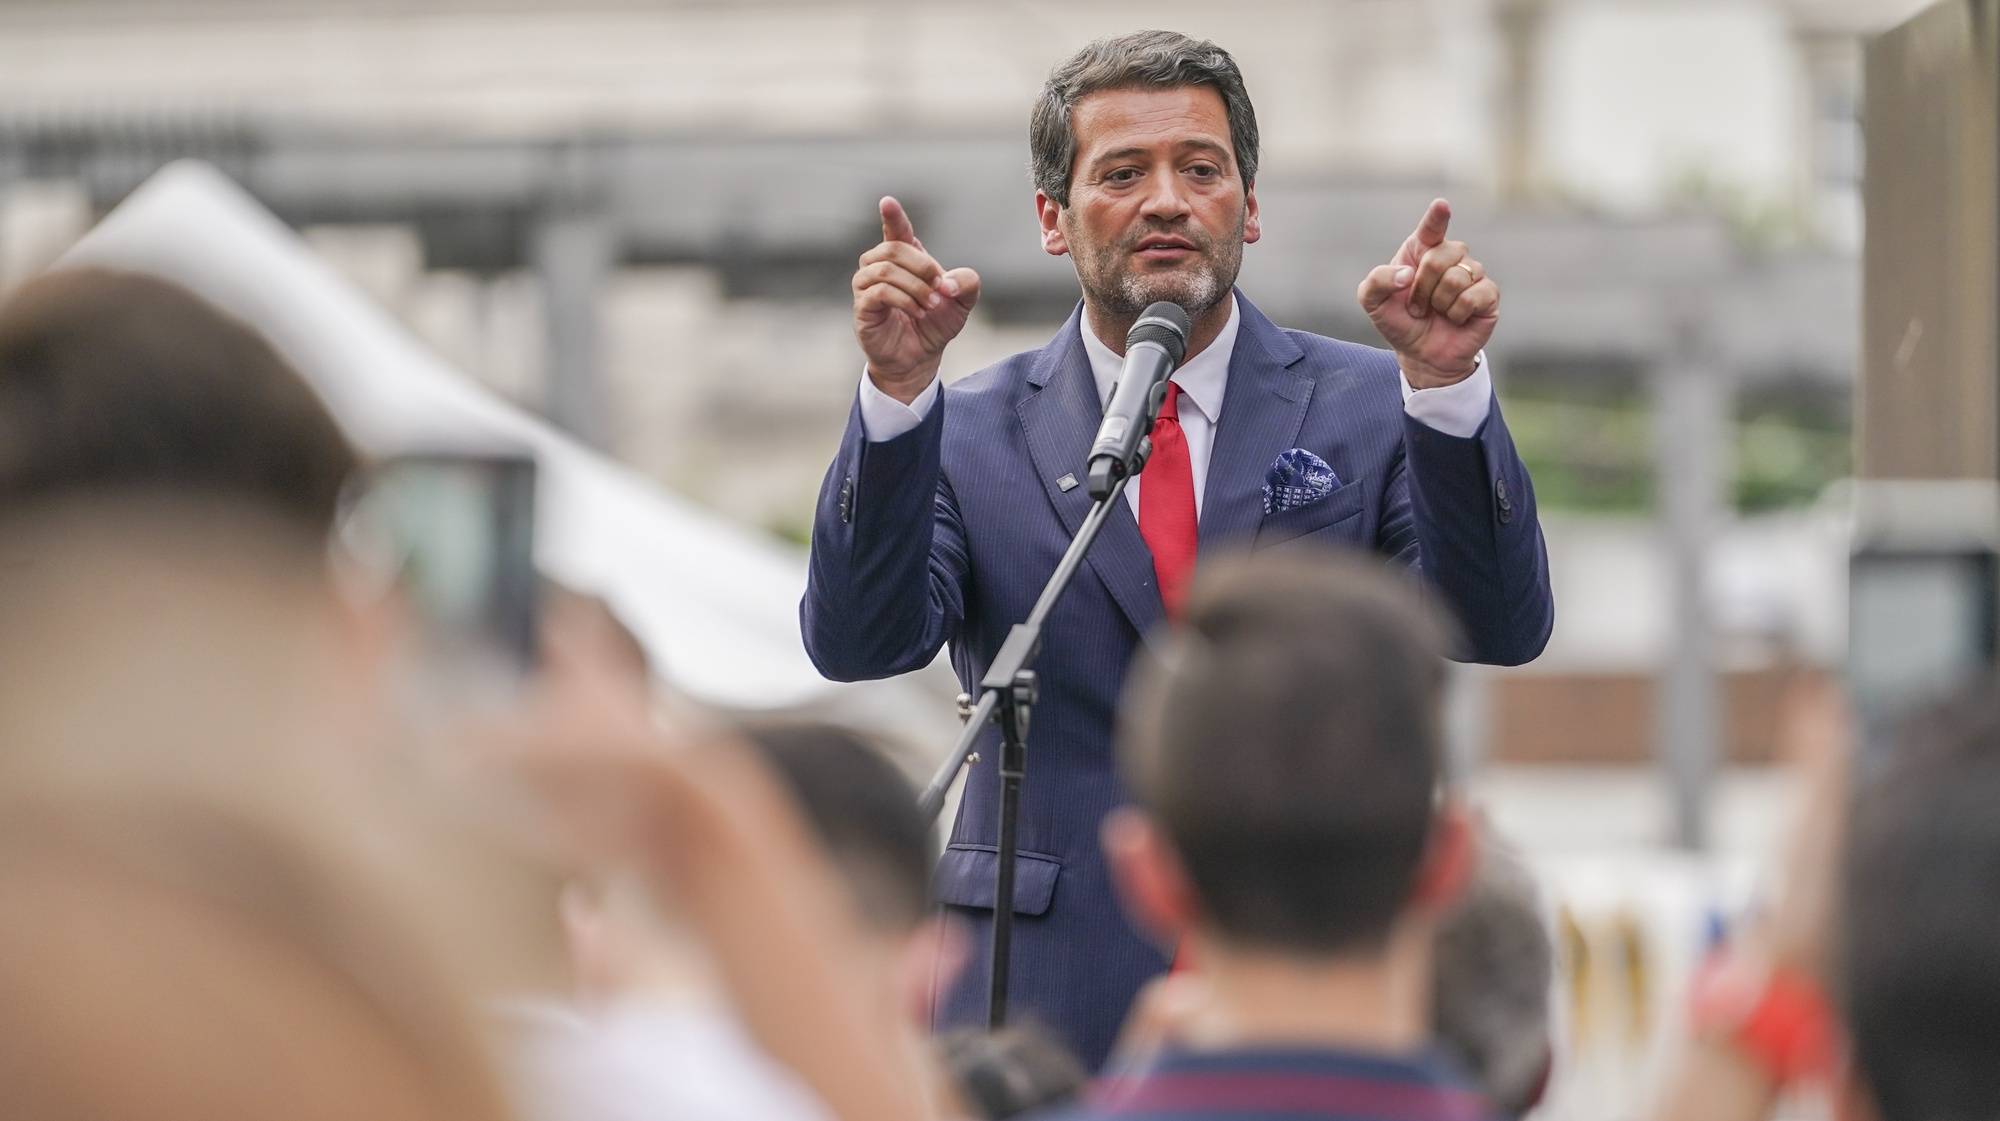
xmin=1199 ymin=294 xmax=1313 ymax=550
xmin=1019 ymin=306 xmax=1165 ymax=640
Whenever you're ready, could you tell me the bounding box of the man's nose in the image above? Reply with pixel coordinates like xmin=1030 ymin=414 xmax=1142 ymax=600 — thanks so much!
xmin=1137 ymin=171 xmax=1192 ymax=223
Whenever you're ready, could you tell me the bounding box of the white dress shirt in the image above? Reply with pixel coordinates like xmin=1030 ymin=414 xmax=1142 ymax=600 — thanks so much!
xmin=508 ymin=996 xmax=835 ymax=1121
xmin=857 ymin=294 xmax=1495 ymax=519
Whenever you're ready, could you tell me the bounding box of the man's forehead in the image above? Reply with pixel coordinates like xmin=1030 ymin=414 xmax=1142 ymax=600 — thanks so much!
xmin=1070 ymin=85 xmax=1231 ymax=158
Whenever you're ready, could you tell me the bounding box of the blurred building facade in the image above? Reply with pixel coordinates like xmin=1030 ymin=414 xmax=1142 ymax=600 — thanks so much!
xmin=0 ymin=0 xmax=1923 ymax=778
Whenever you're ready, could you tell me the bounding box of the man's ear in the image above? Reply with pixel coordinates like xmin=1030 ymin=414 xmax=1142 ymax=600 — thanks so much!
xmin=896 ymin=914 xmax=970 ymax=1031
xmin=1243 ymin=183 xmax=1261 ymax=245
xmin=1036 ymin=190 xmax=1069 ymax=257
xmin=1102 ymin=806 xmax=1197 ymax=950
xmin=1410 ymin=799 xmax=1476 ymax=915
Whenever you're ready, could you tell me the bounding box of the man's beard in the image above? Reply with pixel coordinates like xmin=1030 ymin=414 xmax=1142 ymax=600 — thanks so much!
xmin=1071 ymin=213 xmax=1244 ymax=319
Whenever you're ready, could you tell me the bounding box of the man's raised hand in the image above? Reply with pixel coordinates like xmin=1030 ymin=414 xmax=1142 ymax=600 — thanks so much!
xmin=1356 ymin=199 xmax=1500 ymax=389
xmin=853 ymin=196 xmax=981 ymax=404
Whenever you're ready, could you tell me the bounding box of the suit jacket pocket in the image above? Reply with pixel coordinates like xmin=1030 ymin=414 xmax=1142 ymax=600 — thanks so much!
xmin=933 ymin=844 xmax=1062 ymax=916
xmin=1253 ymin=476 xmax=1367 ymax=548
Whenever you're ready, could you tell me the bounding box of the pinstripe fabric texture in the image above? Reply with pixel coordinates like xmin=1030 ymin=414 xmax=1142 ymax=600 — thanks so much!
xmin=800 ymin=293 xmax=1554 ymax=1071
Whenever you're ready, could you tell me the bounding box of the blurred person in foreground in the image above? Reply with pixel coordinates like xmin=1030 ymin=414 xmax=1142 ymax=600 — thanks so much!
xmin=740 ymin=722 xmax=967 ymax=1069
xmin=0 ymin=266 xmax=570 ymax=1093
xmin=746 ymin=721 xmax=985 ymax=1116
xmin=804 ymin=28 xmax=1554 ymax=1068
xmin=1048 ymin=551 xmax=1487 ymax=1121
xmin=0 ymin=266 xmax=385 ymax=787
xmin=1651 ymin=676 xmax=2000 ymax=1121
xmin=493 ymin=707 xmax=965 ymax=1121
xmin=0 ymin=270 xmax=567 ymax=985
xmin=524 ymin=717 xmax=971 ymax=1121
xmin=0 ymin=269 xmax=945 ymax=1121
xmin=0 ymin=552 xmax=950 ymax=1121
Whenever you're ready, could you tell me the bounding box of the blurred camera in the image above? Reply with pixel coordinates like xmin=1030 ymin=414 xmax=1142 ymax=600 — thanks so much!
xmin=338 ymin=447 xmax=540 ymax=707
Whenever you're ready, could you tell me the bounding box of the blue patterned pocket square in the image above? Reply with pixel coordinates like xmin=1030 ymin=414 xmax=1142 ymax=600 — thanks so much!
xmin=1262 ymin=449 xmax=1341 ymax=515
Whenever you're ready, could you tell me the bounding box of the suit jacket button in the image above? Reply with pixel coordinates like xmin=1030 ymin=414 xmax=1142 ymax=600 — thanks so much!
xmin=1495 ymin=477 xmax=1511 ymax=503
xmin=839 ymin=476 xmax=854 ymax=523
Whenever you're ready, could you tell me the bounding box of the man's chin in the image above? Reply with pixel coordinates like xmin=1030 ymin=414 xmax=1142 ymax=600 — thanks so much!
xmin=1118 ymin=272 xmax=1223 ymax=316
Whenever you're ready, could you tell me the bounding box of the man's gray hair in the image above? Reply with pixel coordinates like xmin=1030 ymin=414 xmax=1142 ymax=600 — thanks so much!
xmin=1029 ymin=30 xmax=1261 ymax=207
xmin=1431 ymin=835 xmax=1555 ymax=1119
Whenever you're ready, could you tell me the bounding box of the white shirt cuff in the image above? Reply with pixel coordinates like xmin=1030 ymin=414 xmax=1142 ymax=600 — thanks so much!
xmin=856 ymin=372 xmax=940 ymax=443
xmin=1399 ymin=352 xmax=1493 ymax=439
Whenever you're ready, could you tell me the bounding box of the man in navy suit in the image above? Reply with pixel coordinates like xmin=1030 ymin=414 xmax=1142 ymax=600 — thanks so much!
xmin=802 ymin=29 xmax=1553 ymax=1070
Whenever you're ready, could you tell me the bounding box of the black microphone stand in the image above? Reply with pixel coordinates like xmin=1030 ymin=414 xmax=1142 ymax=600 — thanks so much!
xmin=917 ymin=435 xmax=1154 ymax=1029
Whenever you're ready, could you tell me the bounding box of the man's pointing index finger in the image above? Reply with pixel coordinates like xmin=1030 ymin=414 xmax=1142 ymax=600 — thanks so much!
xmin=880 ymin=196 xmax=920 ymax=246
xmin=1413 ymin=198 xmax=1452 ymax=250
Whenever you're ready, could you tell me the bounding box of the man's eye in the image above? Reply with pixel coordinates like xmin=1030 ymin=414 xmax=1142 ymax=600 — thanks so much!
xmin=1107 ymin=169 xmax=1140 ymax=184
xmin=1187 ymin=164 xmax=1219 ymax=179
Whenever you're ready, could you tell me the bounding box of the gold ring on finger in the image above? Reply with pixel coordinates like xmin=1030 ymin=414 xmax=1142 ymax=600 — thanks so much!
xmin=1452 ymin=262 xmax=1479 ymax=281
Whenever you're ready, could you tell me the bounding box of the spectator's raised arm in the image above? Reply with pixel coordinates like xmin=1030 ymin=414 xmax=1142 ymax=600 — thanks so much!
xmin=489 ymin=692 xmax=936 ymax=1121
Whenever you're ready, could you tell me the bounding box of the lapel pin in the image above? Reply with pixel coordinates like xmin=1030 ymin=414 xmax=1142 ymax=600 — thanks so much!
xmin=1057 ymin=473 xmax=1079 ymax=492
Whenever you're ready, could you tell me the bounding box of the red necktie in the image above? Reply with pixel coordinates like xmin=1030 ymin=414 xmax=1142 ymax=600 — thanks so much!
xmin=1139 ymin=381 xmax=1198 ymax=619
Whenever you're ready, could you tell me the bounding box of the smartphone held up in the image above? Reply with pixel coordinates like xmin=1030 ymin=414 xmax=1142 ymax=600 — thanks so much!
xmin=338 ymin=445 xmax=541 ymax=716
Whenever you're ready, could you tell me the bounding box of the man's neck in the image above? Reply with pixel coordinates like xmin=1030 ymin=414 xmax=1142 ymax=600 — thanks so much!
xmin=1084 ymin=293 xmax=1236 ymax=362
xmin=1175 ymin=935 xmax=1431 ymax=1056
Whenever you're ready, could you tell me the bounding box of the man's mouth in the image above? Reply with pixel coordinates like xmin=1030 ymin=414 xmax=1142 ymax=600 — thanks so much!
xmin=1132 ymin=236 xmax=1199 ymax=260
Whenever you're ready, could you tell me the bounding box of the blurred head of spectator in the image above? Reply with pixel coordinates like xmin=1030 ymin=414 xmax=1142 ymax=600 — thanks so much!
xmin=1842 ymin=679 xmax=2000 ymax=1121
xmin=554 ymin=718 xmax=946 ymax=1007
xmin=529 ymin=718 xmax=960 ymax=1121
xmin=736 ymin=719 xmax=960 ymax=1027
xmin=1098 ymin=551 xmax=1477 ymax=1109
xmin=737 ymin=720 xmax=930 ymax=933
xmin=0 ymin=267 xmax=357 ymax=539
xmin=937 ymin=1024 xmax=1090 ymax=1120
xmin=0 ymin=267 xmax=386 ymax=778
xmin=0 ymin=266 xmax=561 ymax=1000
xmin=1432 ymin=831 xmax=1554 ymax=1119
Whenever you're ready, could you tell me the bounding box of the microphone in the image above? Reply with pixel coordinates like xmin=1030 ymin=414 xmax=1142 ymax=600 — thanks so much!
xmin=1086 ymin=301 xmax=1192 ymax=500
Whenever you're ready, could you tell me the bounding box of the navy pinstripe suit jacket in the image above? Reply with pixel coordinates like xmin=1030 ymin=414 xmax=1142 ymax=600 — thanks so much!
xmin=801 ymin=292 xmax=1553 ymax=1071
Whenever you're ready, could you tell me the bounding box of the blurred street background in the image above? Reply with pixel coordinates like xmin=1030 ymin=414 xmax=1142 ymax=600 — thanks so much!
xmin=0 ymin=1 xmax=1946 ymax=1116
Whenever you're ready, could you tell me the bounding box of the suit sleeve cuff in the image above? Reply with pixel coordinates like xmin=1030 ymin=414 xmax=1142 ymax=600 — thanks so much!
xmin=1400 ymin=352 xmax=1493 ymax=439
xmin=857 ymin=372 xmax=940 ymax=443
